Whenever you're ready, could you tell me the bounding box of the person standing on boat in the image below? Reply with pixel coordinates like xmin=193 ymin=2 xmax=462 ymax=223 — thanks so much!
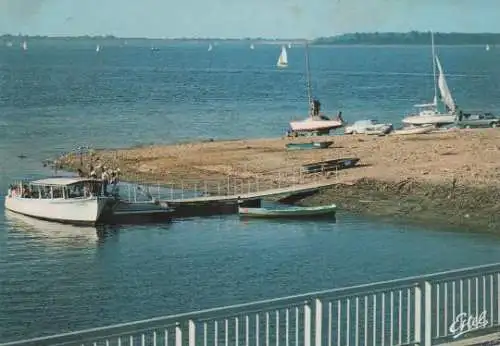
xmin=101 ymin=169 xmax=110 ymax=195
xmin=312 ymin=99 xmax=321 ymax=116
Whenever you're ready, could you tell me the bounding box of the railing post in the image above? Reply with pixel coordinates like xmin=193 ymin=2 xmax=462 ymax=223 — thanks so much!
xmin=304 ymin=300 xmax=312 ymax=346
xmin=175 ymin=322 xmax=182 ymax=346
xmin=424 ymin=281 xmax=432 ymax=346
xmin=414 ymin=283 xmax=422 ymax=344
xmin=188 ymin=319 xmax=196 ymax=346
xmin=415 ymin=280 xmax=433 ymax=346
xmin=315 ymin=298 xmax=322 ymax=346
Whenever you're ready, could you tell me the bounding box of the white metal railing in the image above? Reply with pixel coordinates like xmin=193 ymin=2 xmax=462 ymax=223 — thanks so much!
xmin=3 ymin=262 xmax=500 ymax=346
xmin=117 ymin=166 xmax=343 ymax=203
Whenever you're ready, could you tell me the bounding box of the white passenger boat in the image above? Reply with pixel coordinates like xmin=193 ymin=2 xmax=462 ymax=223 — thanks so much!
xmin=4 ymin=177 xmax=112 ymax=226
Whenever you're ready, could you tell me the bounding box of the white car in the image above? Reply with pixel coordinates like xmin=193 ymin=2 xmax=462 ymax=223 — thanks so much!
xmin=344 ymin=119 xmax=393 ymax=135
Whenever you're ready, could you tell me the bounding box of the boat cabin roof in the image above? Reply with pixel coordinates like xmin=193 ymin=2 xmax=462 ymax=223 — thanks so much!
xmin=29 ymin=177 xmax=102 ymax=186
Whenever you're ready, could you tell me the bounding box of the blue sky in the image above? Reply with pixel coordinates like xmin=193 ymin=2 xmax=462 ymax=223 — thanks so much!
xmin=0 ymin=0 xmax=498 ymax=38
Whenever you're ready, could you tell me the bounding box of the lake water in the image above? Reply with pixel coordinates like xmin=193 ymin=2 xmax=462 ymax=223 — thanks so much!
xmin=1 ymin=40 xmax=500 ymax=342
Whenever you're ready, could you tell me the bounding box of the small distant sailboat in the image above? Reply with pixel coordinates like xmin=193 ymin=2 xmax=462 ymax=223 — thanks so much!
xmin=288 ymin=43 xmax=292 ymax=49
xmin=96 ymin=44 xmax=100 ymax=53
xmin=250 ymin=43 xmax=255 ymax=50
xmin=22 ymin=41 xmax=28 ymax=50
xmin=208 ymin=43 xmax=213 ymax=52
xmin=486 ymin=44 xmax=491 ymax=51
xmin=276 ymin=45 xmax=288 ymax=68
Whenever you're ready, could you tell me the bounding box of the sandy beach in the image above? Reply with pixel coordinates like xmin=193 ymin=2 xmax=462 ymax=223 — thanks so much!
xmin=59 ymin=128 xmax=500 ymax=230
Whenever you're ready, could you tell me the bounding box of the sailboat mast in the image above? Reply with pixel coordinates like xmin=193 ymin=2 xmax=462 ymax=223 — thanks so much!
xmin=304 ymin=40 xmax=313 ymax=107
xmin=431 ymin=31 xmax=438 ymax=103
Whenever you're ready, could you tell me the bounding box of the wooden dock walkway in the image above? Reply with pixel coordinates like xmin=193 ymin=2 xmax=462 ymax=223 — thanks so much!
xmin=163 ymin=179 xmax=352 ymax=204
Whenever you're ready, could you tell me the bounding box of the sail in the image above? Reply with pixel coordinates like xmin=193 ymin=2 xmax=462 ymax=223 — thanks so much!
xmin=277 ymin=46 xmax=288 ymax=67
xmin=435 ymin=55 xmax=456 ymax=112
xmin=208 ymin=44 xmax=212 ymax=51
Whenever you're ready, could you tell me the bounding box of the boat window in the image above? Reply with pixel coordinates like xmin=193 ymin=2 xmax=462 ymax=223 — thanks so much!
xmin=40 ymin=186 xmax=51 ymax=199
xmin=29 ymin=185 xmax=40 ymax=199
xmin=52 ymin=186 xmax=64 ymax=199
xmin=67 ymin=183 xmax=85 ymax=198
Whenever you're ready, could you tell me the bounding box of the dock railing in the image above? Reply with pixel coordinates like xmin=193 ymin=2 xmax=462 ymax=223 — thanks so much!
xmin=4 ymin=262 xmax=500 ymax=346
xmin=120 ymin=163 xmax=345 ymax=202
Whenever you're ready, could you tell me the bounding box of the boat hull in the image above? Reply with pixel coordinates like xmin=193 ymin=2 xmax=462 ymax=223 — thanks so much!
xmin=393 ymin=124 xmax=434 ymax=135
xmin=105 ymin=200 xmax=175 ymax=224
xmin=4 ymin=196 xmax=109 ymax=226
xmin=238 ymin=204 xmax=336 ymax=218
xmin=290 ymin=118 xmax=343 ymax=132
xmin=402 ymin=114 xmax=455 ymax=126
xmin=285 ymin=141 xmax=333 ymax=150
xmin=364 ymin=124 xmax=393 ymax=135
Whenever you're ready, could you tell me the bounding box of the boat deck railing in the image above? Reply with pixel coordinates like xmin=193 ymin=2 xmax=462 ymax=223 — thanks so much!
xmin=3 ymin=262 xmax=500 ymax=346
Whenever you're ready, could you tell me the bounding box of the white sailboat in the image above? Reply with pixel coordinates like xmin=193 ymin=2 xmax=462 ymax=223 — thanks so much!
xmin=96 ymin=44 xmax=100 ymax=53
xmin=486 ymin=44 xmax=490 ymax=51
xmin=22 ymin=41 xmax=28 ymax=50
xmin=288 ymin=43 xmax=292 ymax=49
xmin=402 ymin=32 xmax=456 ymax=127
xmin=250 ymin=43 xmax=255 ymax=50
xmin=208 ymin=43 xmax=213 ymax=52
xmin=276 ymin=45 xmax=288 ymax=68
xmin=289 ymin=42 xmax=344 ymax=133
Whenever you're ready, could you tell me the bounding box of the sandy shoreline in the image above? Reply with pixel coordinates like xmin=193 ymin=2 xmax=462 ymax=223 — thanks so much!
xmin=59 ymin=129 xmax=500 ymax=230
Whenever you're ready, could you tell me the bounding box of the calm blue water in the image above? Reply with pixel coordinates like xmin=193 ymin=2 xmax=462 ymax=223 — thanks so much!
xmin=1 ymin=40 xmax=500 ymax=342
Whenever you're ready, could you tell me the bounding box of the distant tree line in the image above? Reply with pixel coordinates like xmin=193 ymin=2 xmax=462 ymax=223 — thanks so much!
xmin=312 ymin=31 xmax=500 ymax=45
xmin=2 ymin=32 xmax=500 ymax=45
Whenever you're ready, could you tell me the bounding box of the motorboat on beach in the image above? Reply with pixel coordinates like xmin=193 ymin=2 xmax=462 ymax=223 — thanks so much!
xmin=4 ymin=177 xmax=112 ymax=226
xmin=344 ymin=119 xmax=393 ymax=135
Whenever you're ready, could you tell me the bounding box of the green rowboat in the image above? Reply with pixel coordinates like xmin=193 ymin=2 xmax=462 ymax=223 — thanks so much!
xmin=285 ymin=141 xmax=333 ymax=150
xmin=238 ymin=204 xmax=337 ymax=218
